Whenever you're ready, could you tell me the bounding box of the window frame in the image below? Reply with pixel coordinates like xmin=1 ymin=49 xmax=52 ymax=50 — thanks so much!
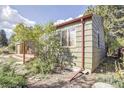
xmin=98 ymin=32 xmax=100 ymax=48
xmin=60 ymin=27 xmax=76 ymax=48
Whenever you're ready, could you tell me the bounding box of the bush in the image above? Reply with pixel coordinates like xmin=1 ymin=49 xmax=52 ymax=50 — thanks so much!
xmin=26 ymin=23 xmax=76 ymax=74
xmin=26 ymin=58 xmax=55 ymax=74
xmin=97 ymin=74 xmax=124 ymax=88
xmin=0 ymin=73 xmax=27 ymax=88
xmin=27 ymin=33 xmax=75 ymax=74
xmin=0 ymin=49 xmax=2 ymax=55
xmin=7 ymin=43 xmax=15 ymax=53
xmin=0 ymin=63 xmax=27 ymax=88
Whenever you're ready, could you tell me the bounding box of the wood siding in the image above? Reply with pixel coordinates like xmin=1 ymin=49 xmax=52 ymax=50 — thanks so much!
xmin=57 ymin=23 xmax=83 ymax=67
xmin=56 ymin=14 xmax=105 ymax=72
xmin=84 ymin=20 xmax=93 ymax=70
xmin=92 ymin=14 xmax=105 ymax=71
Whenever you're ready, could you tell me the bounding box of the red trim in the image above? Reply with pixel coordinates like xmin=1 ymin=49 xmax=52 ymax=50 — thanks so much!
xmin=69 ymin=14 xmax=93 ymax=82
xmin=82 ymin=18 xmax=93 ymax=69
xmin=81 ymin=19 xmax=85 ymax=69
xmin=56 ymin=14 xmax=93 ymax=29
xmin=56 ymin=14 xmax=93 ymax=69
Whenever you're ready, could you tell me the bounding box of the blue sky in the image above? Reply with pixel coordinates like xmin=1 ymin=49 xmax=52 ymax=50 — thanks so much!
xmin=10 ymin=5 xmax=88 ymax=24
xmin=0 ymin=5 xmax=88 ymax=38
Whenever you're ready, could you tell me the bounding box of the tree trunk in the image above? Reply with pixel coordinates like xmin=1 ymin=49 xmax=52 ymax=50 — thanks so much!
xmin=23 ymin=41 xmax=26 ymax=64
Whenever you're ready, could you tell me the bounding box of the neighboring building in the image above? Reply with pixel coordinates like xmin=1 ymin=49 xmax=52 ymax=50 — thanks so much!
xmin=15 ymin=14 xmax=105 ymax=72
xmin=15 ymin=41 xmax=34 ymax=54
xmin=56 ymin=14 xmax=105 ymax=72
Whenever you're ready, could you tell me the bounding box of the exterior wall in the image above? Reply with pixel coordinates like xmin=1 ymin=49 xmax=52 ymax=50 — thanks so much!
xmin=84 ymin=20 xmax=93 ymax=70
xmin=16 ymin=43 xmax=27 ymax=54
xmin=57 ymin=22 xmax=83 ymax=67
xmin=15 ymin=42 xmax=34 ymax=54
xmin=16 ymin=44 xmax=21 ymax=54
xmin=92 ymin=14 xmax=105 ymax=71
xmin=57 ymin=14 xmax=105 ymax=71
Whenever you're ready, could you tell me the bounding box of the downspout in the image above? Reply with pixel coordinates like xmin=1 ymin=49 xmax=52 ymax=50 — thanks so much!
xmin=81 ymin=18 xmax=85 ymax=69
xmin=69 ymin=18 xmax=85 ymax=82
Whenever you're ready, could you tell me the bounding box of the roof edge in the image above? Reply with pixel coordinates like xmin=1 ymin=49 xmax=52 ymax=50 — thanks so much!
xmin=55 ymin=14 xmax=93 ymax=29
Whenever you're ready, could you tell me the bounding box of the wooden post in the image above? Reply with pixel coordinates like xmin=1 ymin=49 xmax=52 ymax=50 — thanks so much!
xmin=23 ymin=41 xmax=26 ymax=64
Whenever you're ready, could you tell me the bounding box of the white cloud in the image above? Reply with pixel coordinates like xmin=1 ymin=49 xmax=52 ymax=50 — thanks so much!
xmin=54 ymin=20 xmax=65 ymax=25
xmin=77 ymin=14 xmax=83 ymax=18
xmin=0 ymin=5 xmax=36 ymax=38
xmin=4 ymin=28 xmax=14 ymax=39
xmin=54 ymin=13 xmax=84 ymax=25
xmin=54 ymin=18 xmax=73 ymax=25
xmin=65 ymin=17 xmax=73 ymax=21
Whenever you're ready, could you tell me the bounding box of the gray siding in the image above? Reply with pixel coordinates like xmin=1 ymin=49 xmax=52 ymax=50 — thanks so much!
xmin=92 ymin=14 xmax=105 ymax=71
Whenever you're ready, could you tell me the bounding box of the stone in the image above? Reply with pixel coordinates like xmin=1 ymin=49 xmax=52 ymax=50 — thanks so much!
xmin=71 ymin=67 xmax=81 ymax=72
xmin=84 ymin=76 xmax=96 ymax=81
xmin=92 ymin=82 xmax=114 ymax=88
xmin=82 ymin=69 xmax=91 ymax=75
xmin=85 ymin=80 xmax=96 ymax=85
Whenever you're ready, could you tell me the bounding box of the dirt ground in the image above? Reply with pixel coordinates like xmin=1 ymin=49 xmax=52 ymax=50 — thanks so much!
xmin=26 ymin=71 xmax=96 ymax=88
xmin=0 ymin=55 xmax=117 ymax=88
xmin=26 ymin=57 xmax=118 ymax=88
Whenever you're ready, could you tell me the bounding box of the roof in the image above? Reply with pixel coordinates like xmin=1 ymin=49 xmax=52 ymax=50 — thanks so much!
xmin=55 ymin=14 xmax=93 ymax=29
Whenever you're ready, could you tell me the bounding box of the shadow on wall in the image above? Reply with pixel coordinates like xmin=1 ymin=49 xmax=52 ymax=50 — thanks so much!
xmin=54 ymin=33 xmax=77 ymax=70
xmin=94 ymin=56 xmax=124 ymax=74
xmin=60 ymin=47 xmax=77 ymax=68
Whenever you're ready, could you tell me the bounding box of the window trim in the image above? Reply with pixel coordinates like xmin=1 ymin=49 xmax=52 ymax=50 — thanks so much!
xmin=60 ymin=27 xmax=76 ymax=48
xmin=98 ymin=33 xmax=100 ymax=48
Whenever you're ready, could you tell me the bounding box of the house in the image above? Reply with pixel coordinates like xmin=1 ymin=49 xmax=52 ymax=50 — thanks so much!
xmin=15 ymin=14 xmax=105 ymax=72
xmin=55 ymin=14 xmax=105 ymax=72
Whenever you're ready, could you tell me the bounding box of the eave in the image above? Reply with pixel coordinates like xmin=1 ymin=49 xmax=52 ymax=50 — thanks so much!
xmin=55 ymin=14 xmax=93 ymax=29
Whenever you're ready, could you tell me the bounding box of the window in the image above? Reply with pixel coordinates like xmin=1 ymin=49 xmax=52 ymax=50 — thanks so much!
xmin=98 ymin=33 xmax=100 ymax=48
xmin=61 ymin=30 xmax=68 ymax=46
xmin=68 ymin=28 xmax=76 ymax=46
xmin=61 ymin=28 xmax=76 ymax=47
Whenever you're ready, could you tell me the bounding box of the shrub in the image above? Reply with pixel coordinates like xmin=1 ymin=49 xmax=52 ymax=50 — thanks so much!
xmin=7 ymin=43 xmax=15 ymax=53
xmin=96 ymin=57 xmax=124 ymax=88
xmin=0 ymin=62 xmax=27 ymax=88
xmin=26 ymin=23 xmax=76 ymax=74
xmin=97 ymin=74 xmax=124 ymax=88
xmin=0 ymin=73 xmax=27 ymax=88
xmin=0 ymin=49 xmax=2 ymax=55
xmin=26 ymin=58 xmax=54 ymax=74
xmin=27 ymin=33 xmax=75 ymax=74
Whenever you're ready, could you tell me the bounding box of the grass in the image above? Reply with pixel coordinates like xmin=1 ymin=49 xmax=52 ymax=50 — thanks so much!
xmin=95 ymin=57 xmax=124 ymax=88
xmin=96 ymin=72 xmax=124 ymax=88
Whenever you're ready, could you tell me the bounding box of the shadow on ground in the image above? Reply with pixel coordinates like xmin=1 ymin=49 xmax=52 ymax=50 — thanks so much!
xmin=94 ymin=56 xmax=118 ymax=73
xmin=27 ymin=74 xmax=96 ymax=88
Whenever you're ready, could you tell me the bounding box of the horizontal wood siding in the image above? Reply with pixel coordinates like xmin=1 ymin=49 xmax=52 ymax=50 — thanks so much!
xmin=57 ymin=23 xmax=82 ymax=67
xmin=84 ymin=20 xmax=93 ymax=70
xmin=92 ymin=14 xmax=105 ymax=71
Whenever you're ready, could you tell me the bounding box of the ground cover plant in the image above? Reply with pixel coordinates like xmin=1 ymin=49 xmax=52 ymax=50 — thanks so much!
xmin=0 ymin=60 xmax=27 ymax=88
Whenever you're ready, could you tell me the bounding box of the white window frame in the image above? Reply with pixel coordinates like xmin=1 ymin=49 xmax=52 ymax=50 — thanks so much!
xmin=60 ymin=27 xmax=76 ymax=48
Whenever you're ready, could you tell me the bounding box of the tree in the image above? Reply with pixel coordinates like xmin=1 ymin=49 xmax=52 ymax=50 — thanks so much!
xmin=0 ymin=29 xmax=8 ymax=47
xmin=26 ymin=23 xmax=72 ymax=74
xmin=110 ymin=6 xmax=124 ymax=38
xmin=84 ymin=5 xmax=124 ymax=55
xmin=13 ymin=23 xmax=33 ymax=63
xmin=13 ymin=23 xmax=43 ymax=63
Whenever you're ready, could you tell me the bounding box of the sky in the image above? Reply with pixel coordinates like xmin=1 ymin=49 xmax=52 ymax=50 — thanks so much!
xmin=0 ymin=5 xmax=88 ymax=38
